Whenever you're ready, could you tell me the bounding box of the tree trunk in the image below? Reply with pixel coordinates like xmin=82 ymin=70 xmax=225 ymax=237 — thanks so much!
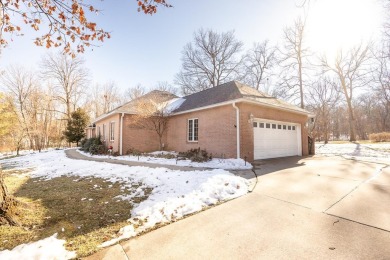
xmin=0 ymin=167 xmax=19 ymax=226
xmin=346 ymin=99 xmax=357 ymax=141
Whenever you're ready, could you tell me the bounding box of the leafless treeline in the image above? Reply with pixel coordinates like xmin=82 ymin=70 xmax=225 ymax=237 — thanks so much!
xmin=0 ymin=52 xmax=181 ymax=152
xmin=175 ymin=22 xmax=390 ymax=142
xmin=2 ymin=15 xmax=390 ymax=150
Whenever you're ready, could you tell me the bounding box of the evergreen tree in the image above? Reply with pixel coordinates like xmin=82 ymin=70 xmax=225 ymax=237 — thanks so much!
xmin=64 ymin=108 xmax=89 ymax=146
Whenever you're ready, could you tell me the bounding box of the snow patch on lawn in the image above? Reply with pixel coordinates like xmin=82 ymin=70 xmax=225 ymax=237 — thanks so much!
xmin=1 ymin=150 xmax=249 ymax=254
xmin=315 ymin=143 xmax=390 ymax=164
xmin=78 ymin=150 xmax=252 ymax=170
xmin=0 ymin=233 xmax=76 ymax=260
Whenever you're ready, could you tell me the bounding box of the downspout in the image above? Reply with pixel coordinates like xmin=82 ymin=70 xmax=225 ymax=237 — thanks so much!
xmin=232 ymin=102 xmax=240 ymax=159
xmin=120 ymin=113 xmax=124 ymax=155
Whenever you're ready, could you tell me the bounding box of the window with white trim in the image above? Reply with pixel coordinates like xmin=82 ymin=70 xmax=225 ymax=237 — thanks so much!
xmin=103 ymin=124 xmax=106 ymax=141
xmin=188 ymin=118 xmax=198 ymax=142
xmin=110 ymin=122 xmax=115 ymax=141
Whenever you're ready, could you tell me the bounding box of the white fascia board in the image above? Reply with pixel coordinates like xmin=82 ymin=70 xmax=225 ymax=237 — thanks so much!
xmin=239 ymin=98 xmax=311 ymax=116
xmin=93 ymin=111 xmax=135 ymax=124
xmin=171 ymin=100 xmax=239 ymax=116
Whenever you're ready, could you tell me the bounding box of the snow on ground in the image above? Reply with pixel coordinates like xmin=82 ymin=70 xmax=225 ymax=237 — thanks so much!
xmin=0 ymin=150 xmax=249 ymax=257
xmin=0 ymin=234 xmax=76 ymax=260
xmin=78 ymin=150 xmax=253 ymax=170
xmin=315 ymin=142 xmax=390 ymax=164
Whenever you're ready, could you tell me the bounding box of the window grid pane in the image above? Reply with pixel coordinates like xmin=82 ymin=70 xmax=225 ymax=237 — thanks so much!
xmin=194 ymin=119 xmax=198 ymax=141
xmin=259 ymin=123 xmax=264 ymax=128
xmin=253 ymin=122 xmax=258 ymax=128
xmin=188 ymin=120 xmax=193 ymax=141
xmin=110 ymin=123 xmax=115 ymax=141
xmin=266 ymin=123 xmax=270 ymax=128
xmin=272 ymin=124 xmax=276 ymax=129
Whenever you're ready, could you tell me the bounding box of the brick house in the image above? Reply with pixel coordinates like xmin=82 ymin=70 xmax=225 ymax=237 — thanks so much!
xmin=86 ymin=81 xmax=313 ymax=161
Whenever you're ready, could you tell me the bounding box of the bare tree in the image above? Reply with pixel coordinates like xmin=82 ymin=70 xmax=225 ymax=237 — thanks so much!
xmin=156 ymin=81 xmax=179 ymax=95
xmin=307 ymin=78 xmax=340 ymax=143
xmin=132 ymin=91 xmax=177 ymax=150
xmin=243 ymin=40 xmax=277 ymax=92
xmin=175 ymin=29 xmax=244 ymax=95
xmin=41 ymin=53 xmax=89 ymax=119
xmin=321 ymin=44 xmax=371 ymax=141
xmin=0 ymin=65 xmax=36 ymax=148
xmin=124 ymin=84 xmax=146 ymax=101
xmin=372 ymin=47 xmax=390 ymax=131
xmin=278 ymin=16 xmax=309 ymax=108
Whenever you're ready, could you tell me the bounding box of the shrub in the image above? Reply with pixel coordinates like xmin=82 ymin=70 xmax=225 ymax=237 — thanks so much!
xmin=126 ymin=147 xmax=142 ymax=156
xmin=80 ymin=138 xmax=87 ymax=148
xmin=81 ymin=137 xmax=102 ymax=152
xmin=369 ymin=132 xmax=390 ymax=142
xmin=148 ymin=153 xmax=176 ymax=159
xmin=178 ymin=147 xmax=212 ymax=162
xmin=89 ymin=144 xmax=106 ymax=155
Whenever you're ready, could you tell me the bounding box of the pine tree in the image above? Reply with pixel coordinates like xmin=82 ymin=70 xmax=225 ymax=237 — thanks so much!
xmin=64 ymin=108 xmax=89 ymax=146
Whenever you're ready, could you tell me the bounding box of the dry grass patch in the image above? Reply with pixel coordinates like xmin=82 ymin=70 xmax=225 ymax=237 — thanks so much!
xmin=0 ymin=169 xmax=152 ymax=258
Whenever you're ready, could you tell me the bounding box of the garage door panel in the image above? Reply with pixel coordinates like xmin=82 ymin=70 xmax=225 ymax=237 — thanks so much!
xmin=253 ymin=120 xmax=301 ymax=160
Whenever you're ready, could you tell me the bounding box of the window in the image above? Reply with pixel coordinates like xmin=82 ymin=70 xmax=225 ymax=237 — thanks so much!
xmin=292 ymin=126 xmax=296 ymax=130
xmin=278 ymin=124 xmax=282 ymax=129
xmin=253 ymin=122 xmax=258 ymax=128
xmin=98 ymin=126 xmax=101 ymax=136
xmin=188 ymin=119 xmax=198 ymax=142
xmin=259 ymin=123 xmax=265 ymax=128
xmin=110 ymin=122 xmax=115 ymax=141
xmin=103 ymin=124 xmax=106 ymax=140
xmin=288 ymin=125 xmax=291 ymax=130
xmin=266 ymin=123 xmax=270 ymax=128
xmin=272 ymin=124 xmax=276 ymax=129
xmin=283 ymin=125 xmax=286 ymax=130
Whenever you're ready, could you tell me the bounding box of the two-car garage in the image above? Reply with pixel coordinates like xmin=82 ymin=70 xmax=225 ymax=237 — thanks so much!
xmin=253 ymin=119 xmax=302 ymax=160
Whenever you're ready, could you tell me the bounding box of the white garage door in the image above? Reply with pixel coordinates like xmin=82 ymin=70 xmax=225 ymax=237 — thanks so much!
xmin=253 ymin=119 xmax=302 ymax=160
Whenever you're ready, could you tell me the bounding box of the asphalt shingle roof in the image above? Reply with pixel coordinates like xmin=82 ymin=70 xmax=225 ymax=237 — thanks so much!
xmin=173 ymin=81 xmax=309 ymax=115
xmin=94 ymin=81 xmax=309 ymax=123
xmin=93 ymin=90 xmax=178 ymax=123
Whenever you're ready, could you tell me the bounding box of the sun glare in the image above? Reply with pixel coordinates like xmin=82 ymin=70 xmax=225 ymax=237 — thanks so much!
xmin=306 ymin=0 xmax=384 ymax=59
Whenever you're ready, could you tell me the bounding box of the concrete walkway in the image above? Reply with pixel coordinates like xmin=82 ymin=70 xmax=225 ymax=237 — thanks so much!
xmin=65 ymin=149 xmax=210 ymax=171
xmin=84 ymin=155 xmax=390 ymax=260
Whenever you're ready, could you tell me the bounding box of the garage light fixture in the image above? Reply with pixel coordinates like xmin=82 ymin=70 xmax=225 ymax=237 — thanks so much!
xmin=248 ymin=113 xmax=254 ymax=123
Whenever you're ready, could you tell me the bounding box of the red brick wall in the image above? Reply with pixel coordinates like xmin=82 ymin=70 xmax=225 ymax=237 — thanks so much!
xmin=166 ymin=105 xmax=237 ymax=158
xmin=95 ymin=102 xmax=310 ymax=161
xmin=238 ymin=102 xmax=309 ymax=161
xmin=122 ymin=114 xmax=166 ymax=154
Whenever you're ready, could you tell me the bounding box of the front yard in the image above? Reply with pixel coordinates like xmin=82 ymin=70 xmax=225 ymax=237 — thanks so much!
xmin=0 ymin=150 xmax=248 ymax=258
xmin=315 ymin=142 xmax=390 ymax=164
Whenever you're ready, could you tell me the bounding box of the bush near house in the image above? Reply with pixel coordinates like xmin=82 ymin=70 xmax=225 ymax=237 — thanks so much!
xmin=369 ymin=132 xmax=390 ymax=142
xmin=80 ymin=137 xmax=107 ymax=155
xmin=179 ymin=148 xmax=212 ymax=162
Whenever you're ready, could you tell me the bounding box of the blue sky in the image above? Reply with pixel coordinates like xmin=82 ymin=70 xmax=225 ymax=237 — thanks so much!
xmin=1 ymin=0 xmax=384 ymax=92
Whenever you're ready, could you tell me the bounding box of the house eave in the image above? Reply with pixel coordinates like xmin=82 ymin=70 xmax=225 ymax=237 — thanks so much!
xmin=92 ymin=111 xmax=135 ymax=124
xmin=240 ymin=98 xmax=311 ymax=116
xmin=171 ymin=98 xmax=311 ymax=116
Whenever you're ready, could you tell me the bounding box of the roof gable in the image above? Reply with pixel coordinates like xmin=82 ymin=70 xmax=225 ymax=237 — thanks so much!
xmin=172 ymin=81 xmax=242 ymax=113
xmin=172 ymin=81 xmax=309 ymax=115
xmin=93 ymin=90 xmax=178 ymax=123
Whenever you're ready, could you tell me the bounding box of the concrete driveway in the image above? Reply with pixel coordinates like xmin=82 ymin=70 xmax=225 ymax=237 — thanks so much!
xmin=87 ymin=156 xmax=390 ymax=259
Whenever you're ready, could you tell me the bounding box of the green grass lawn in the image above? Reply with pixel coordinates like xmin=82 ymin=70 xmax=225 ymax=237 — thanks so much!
xmin=1 ymin=168 xmax=151 ymax=257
